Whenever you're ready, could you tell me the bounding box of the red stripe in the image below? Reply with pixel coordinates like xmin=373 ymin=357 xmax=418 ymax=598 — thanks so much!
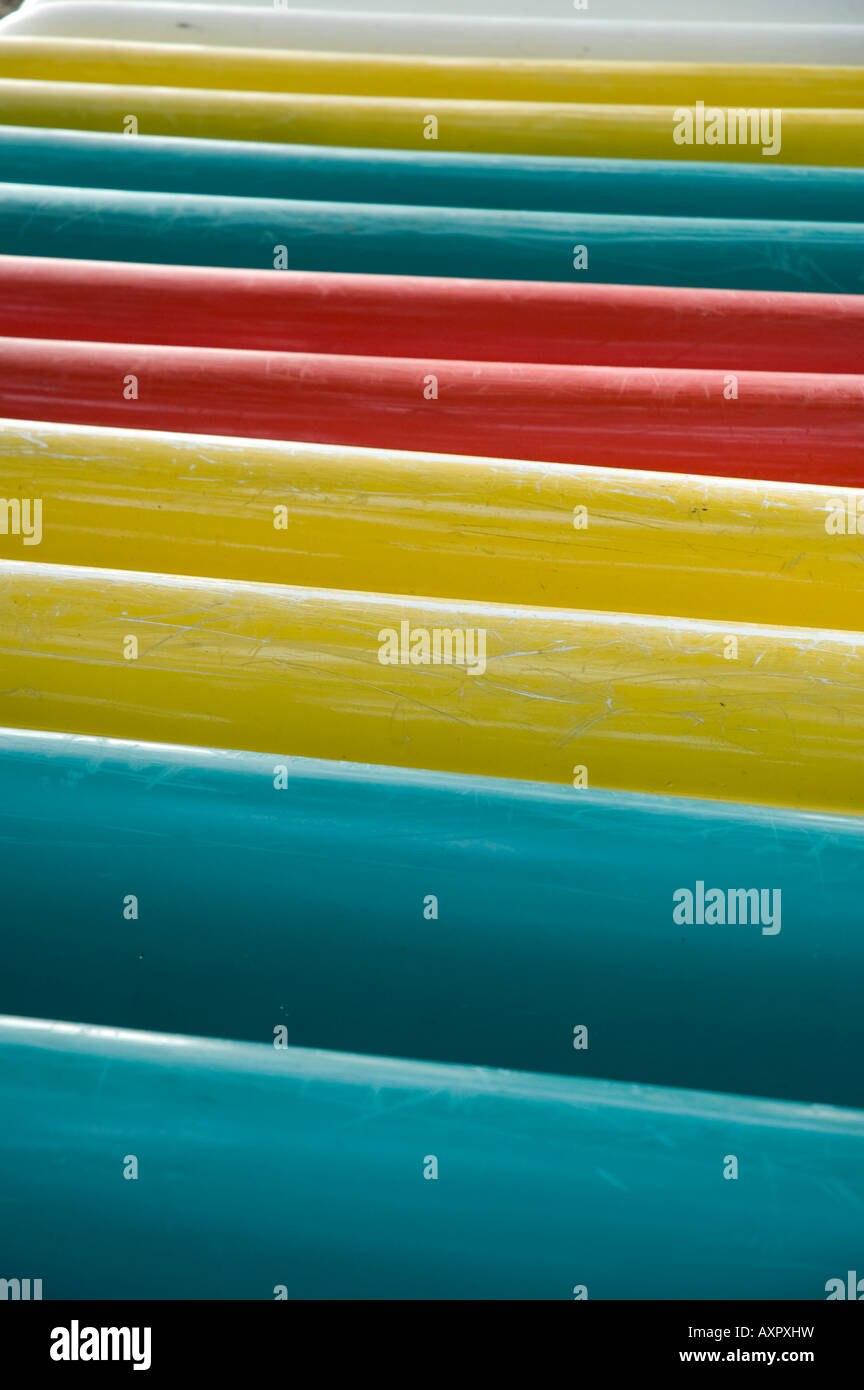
xmin=1 ymin=255 xmax=862 ymax=374
xmin=2 ymin=336 xmax=862 ymax=485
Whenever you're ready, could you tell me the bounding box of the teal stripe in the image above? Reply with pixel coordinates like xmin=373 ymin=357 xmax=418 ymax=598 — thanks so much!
xmin=1 ymin=730 xmax=861 ymax=1106
xmin=1 ymin=1016 xmax=861 ymax=1299
xmin=0 ymin=181 xmax=860 ymax=290
xmin=1 ymin=125 xmax=863 ymax=220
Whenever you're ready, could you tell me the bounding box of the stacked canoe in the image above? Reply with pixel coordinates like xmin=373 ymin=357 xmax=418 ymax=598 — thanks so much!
xmin=0 ymin=0 xmax=863 ymax=1300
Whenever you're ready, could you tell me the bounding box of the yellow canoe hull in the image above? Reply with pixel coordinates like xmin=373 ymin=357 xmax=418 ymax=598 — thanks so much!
xmin=0 ymin=79 xmax=857 ymax=163
xmin=1 ymin=558 xmax=862 ymax=816
xmin=0 ymin=39 xmax=860 ymax=108
xmin=1 ymin=421 xmax=861 ymax=631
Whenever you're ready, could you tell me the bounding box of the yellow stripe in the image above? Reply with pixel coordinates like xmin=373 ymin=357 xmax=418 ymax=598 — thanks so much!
xmin=0 ymin=421 xmax=859 ymax=631
xmin=0 ymin=38 xmax=859 ymax=107
xmin=0 ymin=558 xmax=861 ymax=815
xmin=0 ymin=79 xmax=858 ymax=163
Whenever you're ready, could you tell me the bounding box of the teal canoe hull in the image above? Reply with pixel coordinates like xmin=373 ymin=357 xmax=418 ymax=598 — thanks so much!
xmin=0 ymin=181 xmax=861 ymax=290
xmin=1 ymin=730 xmax=862 ymax=1107
xmin=1 ymin=126 xmax=862 ymax=221
xmin=0 ymin=1016 xmax=861 ymax=1300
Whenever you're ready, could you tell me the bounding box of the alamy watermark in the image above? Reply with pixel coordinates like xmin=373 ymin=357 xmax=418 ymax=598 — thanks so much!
xmin=824 ymin=497 xmax=864 ymax=534
xmin=826 ymin=1270 xmax=864 ymax=1299
xmin=0 ymin=1277 xmax=42 ymax=1299
xmin=50 ymin=1322 xmax=151 ymax=1371
xmin=673 ymin=881 xmax=781 ymax=935
xmin=0 ymin=497 xmax=42 ymax=545
xmin=378 ymin=620 xmax=487 ymax=676
xmin=673 ymin=102 xmax=781 ymax=157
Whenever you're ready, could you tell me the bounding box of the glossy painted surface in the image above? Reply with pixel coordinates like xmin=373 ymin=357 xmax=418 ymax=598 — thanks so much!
xmin=1 ymin=560 xmax=863 ymax=814
xmin=1 ymin=1015 xmax=863 ymax=1299
xmin=2 ymin=128 xmax=862 ymax=221
xmin=2 ymin=418 xmax=863 ymax=630
xmin=2 ymin=185 xmax=861 ymax=294
xmin=1 ymin=729 xmax=863 ymax=1106
xmin=1 ymin=39 xmax=861 ymax=108
xmin=1 ymin=340 xmax=862 ymax=484
xmin=3 ymin=5 xmax=863 ymax=65
xmin=4 ymin=257 xmax=863 ymax=372
xmin=0 ymin=80 xmax=860 ymax=163
xmin=5 ymin=0 xmax=862 ymax=1311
